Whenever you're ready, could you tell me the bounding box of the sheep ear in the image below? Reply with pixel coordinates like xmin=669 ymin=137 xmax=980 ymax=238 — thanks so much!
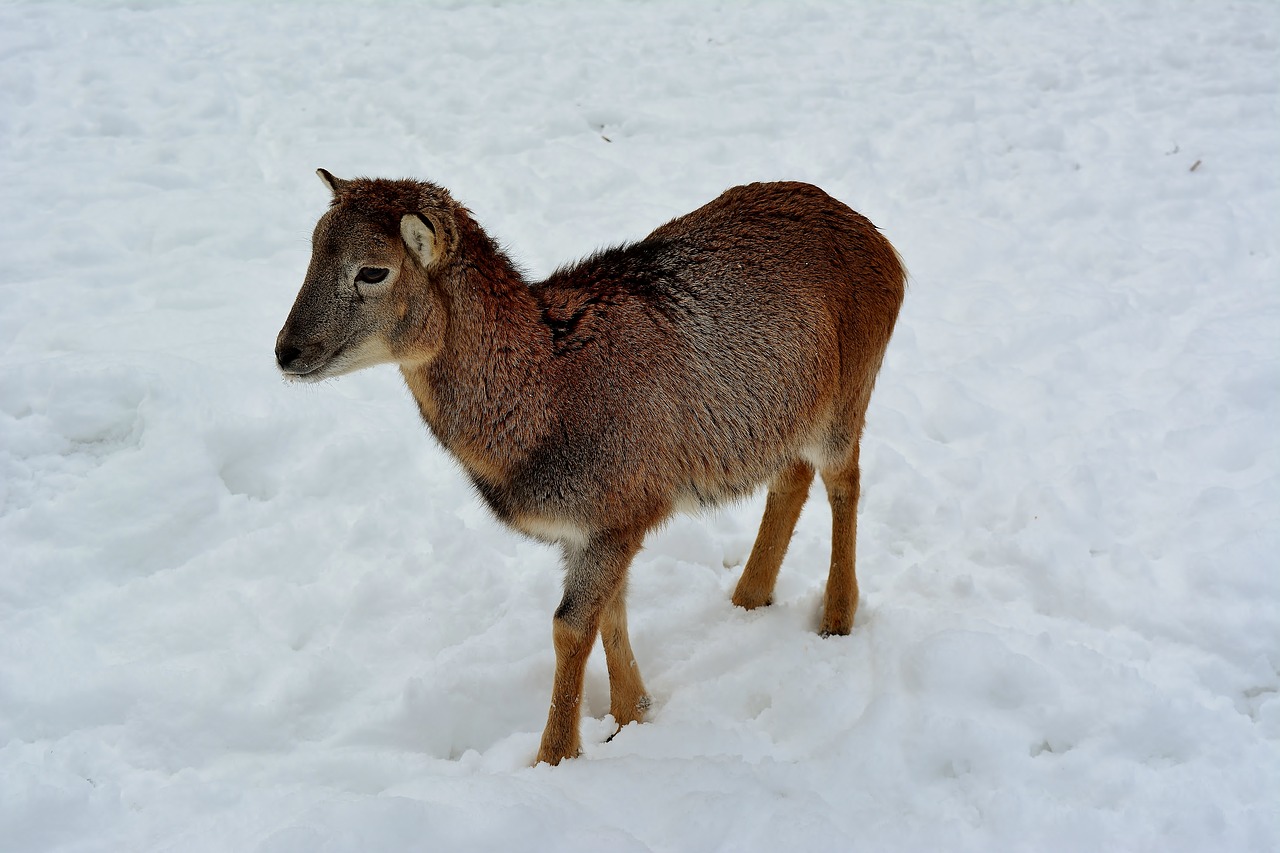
xmin=316 ymin=168 xmax=349 ymax=195
xmin=400 ymin=213 xmax=440 ymax=266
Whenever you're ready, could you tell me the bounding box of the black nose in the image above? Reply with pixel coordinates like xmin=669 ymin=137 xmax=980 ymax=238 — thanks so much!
xmin=276 ymin=342 xmax=303 ymax=370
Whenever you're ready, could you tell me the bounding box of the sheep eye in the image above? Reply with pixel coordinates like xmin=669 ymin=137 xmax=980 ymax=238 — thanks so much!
xmin=356 ymin=267 xmax=388 ymax=284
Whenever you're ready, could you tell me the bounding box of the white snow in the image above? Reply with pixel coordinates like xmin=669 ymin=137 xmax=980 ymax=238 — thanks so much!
xmin=2 ymin=1 xmax=1278 ymax=850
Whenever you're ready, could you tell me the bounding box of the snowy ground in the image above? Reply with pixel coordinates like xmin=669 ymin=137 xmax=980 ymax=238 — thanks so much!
xmin=2 ymin=1 xmax=1278 ymax=850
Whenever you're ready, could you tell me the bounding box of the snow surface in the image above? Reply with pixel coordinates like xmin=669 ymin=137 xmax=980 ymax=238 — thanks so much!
xmin=2 ymin=1 xmax=1278 ymax=850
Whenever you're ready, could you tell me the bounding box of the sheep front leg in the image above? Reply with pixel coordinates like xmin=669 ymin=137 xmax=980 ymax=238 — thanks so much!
xmin=600 ymin=580 xmax=649 ymax=732
xmin=537 ymin=533 xmax=641 ymax=765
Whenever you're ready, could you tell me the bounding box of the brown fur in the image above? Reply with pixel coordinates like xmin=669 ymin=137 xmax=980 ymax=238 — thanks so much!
xmin=277 ymin=172 xmax=905 ymax=765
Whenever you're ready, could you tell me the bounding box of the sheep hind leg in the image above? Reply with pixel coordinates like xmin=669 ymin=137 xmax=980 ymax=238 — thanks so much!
xmin=732 ymin=461 xmax=815 ymax=610
xmin=819 ymin=443 xmax=862 ymax=637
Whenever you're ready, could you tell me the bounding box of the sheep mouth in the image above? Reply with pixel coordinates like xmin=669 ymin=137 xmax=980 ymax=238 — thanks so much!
xmin=280 ymin=341 xmax=349 ymax=382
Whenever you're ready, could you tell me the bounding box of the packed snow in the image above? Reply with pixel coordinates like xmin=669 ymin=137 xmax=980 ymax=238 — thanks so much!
xmin=1 ymin=1 xmax=1277 ymax=850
